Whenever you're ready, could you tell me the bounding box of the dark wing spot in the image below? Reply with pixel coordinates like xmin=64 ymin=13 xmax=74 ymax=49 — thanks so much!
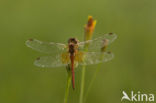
xmin=36 ymin=57 xmax=40 ymax=60
xmin=107 ymin=51 xmax=112 ymax=54
xmin=109 ymin=33 xmax=113 ymax=35
xmin=29 ymin=38 xmax=34 ymax=41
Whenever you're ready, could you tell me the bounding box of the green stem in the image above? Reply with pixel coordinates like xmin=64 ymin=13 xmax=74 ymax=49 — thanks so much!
xmin=79 ymin=65 xmax=86 ymax=103
xmin=84 ymin=53 xmax=104 ymax=102
xmin=84 ymin=65 xmax=101 ymax=102
xmin=64 ymin=68 xmax=72 ymax=103
xmin=79 ymin=45 xmax=88 ymax=103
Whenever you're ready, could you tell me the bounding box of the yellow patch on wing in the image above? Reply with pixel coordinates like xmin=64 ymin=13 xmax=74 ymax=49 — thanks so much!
xmin=61 ymin=51 xmax=85 ymax=64
xmin=61 ymin=52 xmax=70 ymax=64
xmin=75 ymin=51 xmax=85 ymax=63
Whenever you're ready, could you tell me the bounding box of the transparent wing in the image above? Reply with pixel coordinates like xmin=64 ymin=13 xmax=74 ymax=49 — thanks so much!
xmin=78 ymin=33 xmax=117 ymax=52
xmin=34 ymin=54 xmax=66 ymax=68
xmin=34 ymin=52 xmax=114 ymax=67
xmin=25 ymin=38 xmax=67 ymax=54
xmin=79 ymin=51 xmax=114 ymax=65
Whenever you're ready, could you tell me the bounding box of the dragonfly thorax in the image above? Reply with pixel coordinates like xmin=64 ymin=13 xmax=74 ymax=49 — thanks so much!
xmin=68 ymin=44 xmax=75 ymax=54
xmin=68 ymin=38 xmax=79 ymax=54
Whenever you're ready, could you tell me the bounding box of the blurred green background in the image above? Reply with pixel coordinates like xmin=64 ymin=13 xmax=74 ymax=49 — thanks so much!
xmin=0 ymin=0 xmax=156 ymax=103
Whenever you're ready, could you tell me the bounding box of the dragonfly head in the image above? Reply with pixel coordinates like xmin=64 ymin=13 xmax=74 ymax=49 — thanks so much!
xmin=68 ymin=38 xmax=79 ymax=45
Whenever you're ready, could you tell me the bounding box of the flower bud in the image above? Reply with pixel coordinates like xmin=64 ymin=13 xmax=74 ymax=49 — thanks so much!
xmin=84 ymin=16 xmax=96 ymax=41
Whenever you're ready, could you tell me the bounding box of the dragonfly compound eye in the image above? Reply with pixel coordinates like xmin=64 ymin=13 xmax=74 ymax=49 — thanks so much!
xmin=68 ymin=38 xmax=78 ymax=44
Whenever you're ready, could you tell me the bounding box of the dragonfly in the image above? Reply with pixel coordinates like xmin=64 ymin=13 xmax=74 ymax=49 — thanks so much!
xmin=25 ymin=33 xmax=117 ymax=89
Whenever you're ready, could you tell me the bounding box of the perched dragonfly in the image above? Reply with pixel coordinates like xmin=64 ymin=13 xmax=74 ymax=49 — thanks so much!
xmin=25 ymin=33 xmax=117 ymax=89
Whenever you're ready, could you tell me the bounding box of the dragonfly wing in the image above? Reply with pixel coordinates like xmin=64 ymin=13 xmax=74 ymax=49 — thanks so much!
xmin=79 ymin=51 xmax=114 ymax=65
xmin=25 ymin=38 xmax=66 ymax=54
xmin=78 ymin=33 xmax=117 ymax=52
xmin=34 ymin=55 xmax=67 ymax=68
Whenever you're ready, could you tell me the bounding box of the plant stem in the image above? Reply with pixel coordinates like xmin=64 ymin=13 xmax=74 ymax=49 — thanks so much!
xmin=84 ymin=65 xmax=101 ymax=102
xmin=79 ymin=65 xmax=86 ymax=103
xmin=79 ymin=46 xmax=88 ymax=103
xmin=79 ymin=16 xmax=96 ymax=103
xmin=64 ymin=68 xmax=72 ymax=103
xmin=84 ymin=53 xmax=104 ymax=102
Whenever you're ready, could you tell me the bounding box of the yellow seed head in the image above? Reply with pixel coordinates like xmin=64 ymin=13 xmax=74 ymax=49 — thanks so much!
xmin=84 ymin=16 xmax=96 ymax=41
